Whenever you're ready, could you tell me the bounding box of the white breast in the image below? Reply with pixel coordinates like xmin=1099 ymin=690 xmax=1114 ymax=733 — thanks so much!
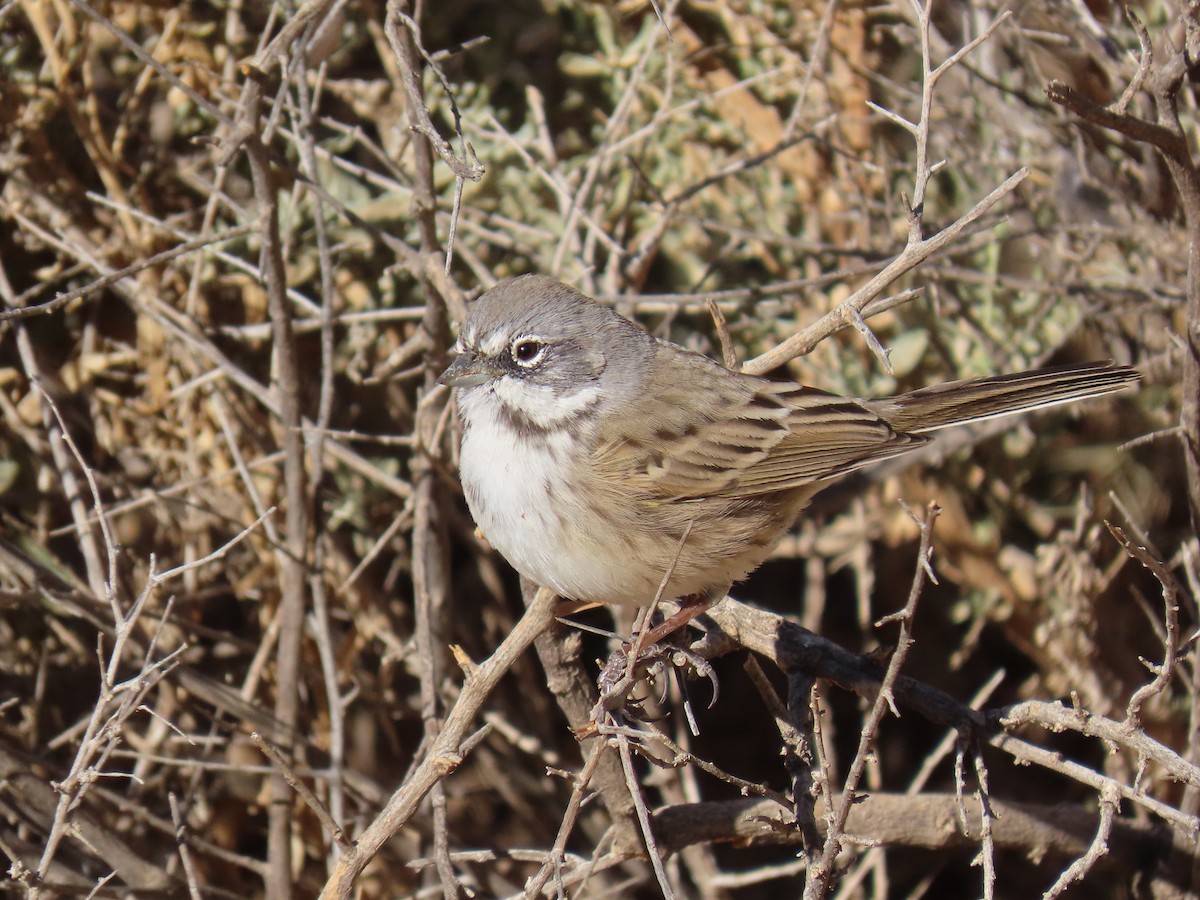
xmin=456 ymin=388 xmax=621 ymax=603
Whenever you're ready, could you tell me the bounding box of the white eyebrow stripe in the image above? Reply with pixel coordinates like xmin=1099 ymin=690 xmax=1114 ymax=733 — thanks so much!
xmin=480 ymin=330 xmax=512 ymax=355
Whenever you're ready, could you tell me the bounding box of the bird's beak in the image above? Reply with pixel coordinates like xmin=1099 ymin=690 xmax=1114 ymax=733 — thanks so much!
xmin=438 ymin=351 xmax=503 ymax=388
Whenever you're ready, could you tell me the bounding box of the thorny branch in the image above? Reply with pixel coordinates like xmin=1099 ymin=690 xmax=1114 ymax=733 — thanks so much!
xmin=803 ymin=502 xmax=940 ymax=898
xmin=238 ymin=78 xmax=312 ymax=900
xmin=317 ymin=589 xmax=560 ymax=899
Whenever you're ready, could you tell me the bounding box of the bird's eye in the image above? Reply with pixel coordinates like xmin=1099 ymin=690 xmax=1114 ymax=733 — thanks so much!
xmin=512 ymin=338 xmax=544 ymax=366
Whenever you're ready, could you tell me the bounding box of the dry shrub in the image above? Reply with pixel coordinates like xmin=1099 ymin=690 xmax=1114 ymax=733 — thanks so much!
xmin=0 ymin=1 xmax=1190 ymax=898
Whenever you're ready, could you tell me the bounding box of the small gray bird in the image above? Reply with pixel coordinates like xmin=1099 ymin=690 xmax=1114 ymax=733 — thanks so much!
xmin=439 ymin=274 xmax=1138 ymax=617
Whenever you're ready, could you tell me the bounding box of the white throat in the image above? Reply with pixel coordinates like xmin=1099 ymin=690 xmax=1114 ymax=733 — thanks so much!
xmin=490 ymin=378 xmax=601 ymax=428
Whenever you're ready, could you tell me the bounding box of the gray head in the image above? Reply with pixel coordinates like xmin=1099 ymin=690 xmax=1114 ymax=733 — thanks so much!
xmin=439 ymin=275 xmax=656 ymax=429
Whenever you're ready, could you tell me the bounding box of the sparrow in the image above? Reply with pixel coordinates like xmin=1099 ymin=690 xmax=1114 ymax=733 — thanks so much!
xmin=439 ymin=274 xmax=1138 ymax=616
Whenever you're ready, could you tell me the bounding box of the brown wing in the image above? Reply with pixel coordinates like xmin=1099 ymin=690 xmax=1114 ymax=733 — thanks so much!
xmin=717 ymin=383 xmax=926 ymax=496
xmin=592 ymin=346 xmax=925 ymax=501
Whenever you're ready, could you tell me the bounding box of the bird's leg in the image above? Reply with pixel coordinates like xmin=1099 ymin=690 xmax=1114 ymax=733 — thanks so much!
xmin=636 ymin=593 xmax=715 ymax=648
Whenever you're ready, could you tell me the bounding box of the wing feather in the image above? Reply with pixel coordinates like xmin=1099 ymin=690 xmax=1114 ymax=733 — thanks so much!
xmin=591 ymin=346 xmax=925 ymax=500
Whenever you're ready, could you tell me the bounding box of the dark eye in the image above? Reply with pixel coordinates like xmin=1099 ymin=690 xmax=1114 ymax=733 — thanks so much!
xmin=512 ymin=338 xmax=544 ymax=365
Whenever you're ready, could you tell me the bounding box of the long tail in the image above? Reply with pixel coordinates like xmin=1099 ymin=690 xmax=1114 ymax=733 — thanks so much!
xmin=872 ymin=361 xmax=1140 ymax=434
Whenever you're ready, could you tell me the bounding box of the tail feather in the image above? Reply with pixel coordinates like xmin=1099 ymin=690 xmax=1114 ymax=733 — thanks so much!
xmin=872 ymin=362 xmax=1140 ymax=434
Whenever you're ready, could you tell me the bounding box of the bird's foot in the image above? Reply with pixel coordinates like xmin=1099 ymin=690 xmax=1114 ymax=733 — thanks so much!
xmin=593 ymin=633 xmax=719 ymax=731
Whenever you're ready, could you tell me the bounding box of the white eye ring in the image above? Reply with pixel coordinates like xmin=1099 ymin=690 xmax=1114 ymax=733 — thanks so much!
xmin=511 ymin=335 xmax=546 ymax=367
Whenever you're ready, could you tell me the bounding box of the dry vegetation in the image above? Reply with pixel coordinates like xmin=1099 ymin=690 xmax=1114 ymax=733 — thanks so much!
xmin=0 ymin=0 xmax=1196 ymax=897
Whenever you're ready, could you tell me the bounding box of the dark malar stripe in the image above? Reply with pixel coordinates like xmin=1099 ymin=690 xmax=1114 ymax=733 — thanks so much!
xmin=496 ymin=398 xmax=600 ymax=441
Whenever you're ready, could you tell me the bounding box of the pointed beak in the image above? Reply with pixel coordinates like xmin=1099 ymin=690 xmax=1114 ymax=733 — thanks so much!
xmin=438 ymin=350 xmax=503 ymax=388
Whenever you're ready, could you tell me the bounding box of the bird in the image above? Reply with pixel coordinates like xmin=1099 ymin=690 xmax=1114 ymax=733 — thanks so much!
xmin=439 ymin=274 xmax=1139 ymax=624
